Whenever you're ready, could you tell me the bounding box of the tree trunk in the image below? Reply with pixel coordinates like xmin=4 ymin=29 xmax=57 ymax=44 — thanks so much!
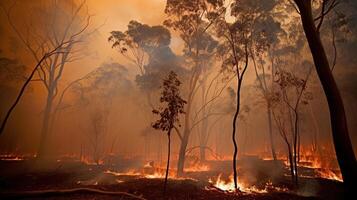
xmin=199 ymin=77 xmax=208 ymax=162
xmin=199 ymin=146 xmax=206 ymax=162
xmin=287 ymin=145 xmax=295 ymax=183
xmin=267 ymin=104 xmax=277 ymax=160
xmin=231 ymin=92 xmax=239 ymax=190
xmin=293 ymin=110 xmax=299 ymax=185
xmin=177 ymin=98 xmax=192 ymax=176
xmin=294 ymin=0 xmax=357 ymax=188
xmin=37 ymin=89 xmax=54 ymax=159
xmin=163 ymin=129 xmax=171 ymax=196
xmin=0 ymin=55 xmax=49 ymax=135
xmin=177 ymin=128 xmax=189 ymax=176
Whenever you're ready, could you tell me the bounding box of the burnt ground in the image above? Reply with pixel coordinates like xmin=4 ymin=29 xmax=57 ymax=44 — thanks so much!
xmin=0 ymin=156 xmax=347 ymax=200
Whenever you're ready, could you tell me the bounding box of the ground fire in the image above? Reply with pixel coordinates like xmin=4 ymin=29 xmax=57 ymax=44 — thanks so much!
xmin=0 ymin=0 xmax=356 ymax=200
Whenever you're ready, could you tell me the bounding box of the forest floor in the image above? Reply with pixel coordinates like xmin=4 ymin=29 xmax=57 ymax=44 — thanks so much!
xmin=0 ymin=155 xmax=346 ymax=200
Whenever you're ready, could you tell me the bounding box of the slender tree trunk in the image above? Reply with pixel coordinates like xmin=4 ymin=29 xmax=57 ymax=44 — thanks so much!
xmin=177 ymin=99 xmax=192 ymax=175
xmin=177 ymin=129 xmax=189 ymax=176
xmin=294 ymin=0 xmax=357 ymax=188
xmin=267 ymin=104 xmax=277 ymax=160
xmin=0 ymin=55 xmax=49 ymax=135
xmin=287 ymin=144 xmax=295 ymax=183
xmin=37 ymin=89 xmax=54 ymax=159
xmin=309 ymin=104 xmax=319 ymax=152
xmin=163 ymin=129 xmax=171 ymax=196
xmin=232 ymin=91 xmax=240 ymax=190
xmin=252 ymin=54 xmax=277 ymax=161
xmin=199 ymin=77 xmax=208 ymax=162
xmin=293 ymin=110 xmax=299 ymax=185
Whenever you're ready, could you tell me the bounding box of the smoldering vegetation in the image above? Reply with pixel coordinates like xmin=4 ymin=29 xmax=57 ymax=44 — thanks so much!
xmin=0 ymin=0 xmax=356 ymax=200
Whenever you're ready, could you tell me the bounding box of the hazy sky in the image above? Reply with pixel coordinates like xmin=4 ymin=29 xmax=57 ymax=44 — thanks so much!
xmin=0 ymin=0 xmax=356 ymax=156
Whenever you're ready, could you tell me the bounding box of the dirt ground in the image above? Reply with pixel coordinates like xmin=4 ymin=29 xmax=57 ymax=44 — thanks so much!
xmin=0 ymin=156 xmax=347 ymax=200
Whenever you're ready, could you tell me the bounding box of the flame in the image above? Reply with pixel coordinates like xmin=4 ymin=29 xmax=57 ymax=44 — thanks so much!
xmin=105 ymin=168 xmax=181 ymax=179
xmin=0 ymin=154 xmax=36 ymax=161
xmin=260 ymin=149 xmax=343 ymax=182
xmin=80 ymin=156 xmax=104 ymax=165
xmin=185 ymin=163 xmax=210 ymax=172
xmin=105 ymin=169 xmax=141 ymax=176
xmin=207 ymin=174 xmax=280 ymax=194
xmin=317 ymin=169 xmax=342 ymax=182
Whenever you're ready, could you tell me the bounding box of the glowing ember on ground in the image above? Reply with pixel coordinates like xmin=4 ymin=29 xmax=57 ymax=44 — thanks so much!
xmin=185 ymin=163 xmax=210 ymax=172
xmin=0 ymin=156 xmax=24 ymax=161
xmin=0 ymin=154 xmax=36 ymax=161
xmin=105 ymin=168 xmax=174 ymax=179
xmin=208 ymin=174 xmax=288 ymax=194
xmin=80 ymin=156 xmax=104 ymax=165
xmin=105 ymin=169 xmax=141 ymax=176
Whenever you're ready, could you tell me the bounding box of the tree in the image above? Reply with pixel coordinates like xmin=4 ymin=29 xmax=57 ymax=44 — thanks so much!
xmin=0 ymin=43 xmax=72 ymax=136
xmin=271 ymin=66 xmax=313 ymax=185
xmin=164 ymin=0 xmax=224 ymax=175
xmin=0 ymin=0 xmax=95 ymax=158
xmin=109 ymin=20 xmax=185 ymax=162
xmin=211 ymin=2 xmax=254 ymax=190
xmin=68 ymin=63 xmax=131 ymax=162
xmin=152 ymin=71 xmax=186 ymax=196
xmin=109 ymin=21 xmax=176 ymax=106
xmin=246 ymin=0 xmax=283 ymax=161
xmin=291 ymin=0 xmax=357 ymax=188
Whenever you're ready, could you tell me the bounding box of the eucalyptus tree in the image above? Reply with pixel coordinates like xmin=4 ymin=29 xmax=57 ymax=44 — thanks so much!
xmin=163 ymin=0 xmax=224 ymax=175
xmin=271 ymin=64 xmax=313 ymax=185
xmin=109 ymin=21 xmax=184 ymax=161
xmin=211 ymin=0 xmax=260 ymax=190
xmin=152 ymin=71 xmax=186 ymax=195
xmin=291 ymin=0 xmax=356 ymax=188
xmin=109 ymin=21 xmax=175 ymax=108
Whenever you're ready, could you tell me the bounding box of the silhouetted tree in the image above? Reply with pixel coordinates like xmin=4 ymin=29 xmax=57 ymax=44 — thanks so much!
xmin=152 ymin=71 xmax=186 ymax=196
xmin=0 ymin=0 xmax=95 ymax=158
xmin=291 ymin=0 xmax=357 ymax=188
xmin=271 ymin=66 xmax=313 ymax=185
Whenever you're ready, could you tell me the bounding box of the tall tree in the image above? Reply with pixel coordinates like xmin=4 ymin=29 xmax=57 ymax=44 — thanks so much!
xmin=164 ymin=0 xmax=224 ymax=175
xmin=109 ymin=20 xmax=183 ymax=161
xmin=212 ymin=1 xmax=255 ymax=189
xmin=1 ymin=0 xmax=94 ymax=158
xmin=272 ymin=65 xmax=313 ymax=185
xmin=292 ymin=0 xmax=357 ymax=188
xmin=152 ymin=71 xmax=186 ymax=196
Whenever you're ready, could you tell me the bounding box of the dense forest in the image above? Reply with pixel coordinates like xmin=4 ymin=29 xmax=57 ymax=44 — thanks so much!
xmin=0 ymin=0 xmax=356 ymax=199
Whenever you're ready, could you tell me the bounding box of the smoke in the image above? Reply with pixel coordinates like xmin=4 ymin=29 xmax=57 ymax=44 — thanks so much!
xmin=0 ymin=0 xmax=355 ymax=171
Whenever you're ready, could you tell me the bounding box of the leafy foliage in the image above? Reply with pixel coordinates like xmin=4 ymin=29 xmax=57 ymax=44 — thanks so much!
xmin=152 ymin=71 xmax=186 ymax=133
xmin=109 ymin=20 xmax=171 ymax=55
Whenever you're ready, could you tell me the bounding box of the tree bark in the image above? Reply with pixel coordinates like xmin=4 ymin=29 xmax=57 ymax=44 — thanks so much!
xmin=37 ymin=86 xmax=55 ymax=159
xmin=231 ymin=88 xmax=240 ymax=190
xmin=294 ymin=0 xmax=357 ymax=188
xmin=177 ymin=128 xmax=189 ymax=176
xmin=267 ymin=104 xmax=277 ymax=161
xmin=163 ymin=129 xmax=171 ymax=196
xmin=177 ymin=97 xmax=193 ymax=175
